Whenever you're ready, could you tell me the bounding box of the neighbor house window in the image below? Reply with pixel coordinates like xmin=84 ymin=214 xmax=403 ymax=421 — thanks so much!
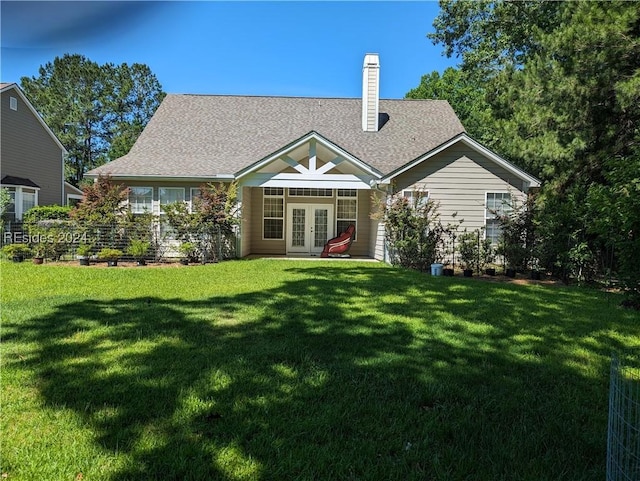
xmin=336 ymin=189 xmax=357 ymax=239
xmin=263 ymin=187 xmax=284 ymax=239
xmin=22 ymin=188 xmax=36 ymax=214
xmin=1 ymin=186 xmax=38 ymax=221
xmin=486 ymin=192 xmax=512 ymax=245
xmin=4 ymin=188 xmax=16 ymax=221
xmin=128 ymin=187 xmax=153 ymax=214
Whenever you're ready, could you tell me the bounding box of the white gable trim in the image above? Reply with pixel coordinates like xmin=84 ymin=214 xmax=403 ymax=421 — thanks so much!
xmin=381 ymin=133 xmax=541 ymax=188
xmin=1 ymin=83 xmax=68 ymax=154
xmin=235 ymin=131 xmax=382 ymax=180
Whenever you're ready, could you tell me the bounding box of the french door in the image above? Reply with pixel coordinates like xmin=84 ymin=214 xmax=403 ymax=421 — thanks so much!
xmin=286 ymin=204 xmax=334 ymax=255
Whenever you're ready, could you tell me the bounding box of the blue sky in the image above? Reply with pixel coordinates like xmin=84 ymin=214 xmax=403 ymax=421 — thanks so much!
xmin=1 ymin=1 xmax=457 ymax=99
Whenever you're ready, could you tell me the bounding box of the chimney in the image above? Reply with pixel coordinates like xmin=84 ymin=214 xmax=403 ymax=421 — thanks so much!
xmin=362 ymin=53 xmax=380 ymax=132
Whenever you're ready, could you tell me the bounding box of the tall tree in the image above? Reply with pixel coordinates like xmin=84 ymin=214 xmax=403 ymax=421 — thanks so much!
xmin=20 ymin=54 xmax=165 ymax=185
xmin=425 ymin=0 xmax=640 ymax=298
xmin=405 ymin=67 xmax=495 ymax=145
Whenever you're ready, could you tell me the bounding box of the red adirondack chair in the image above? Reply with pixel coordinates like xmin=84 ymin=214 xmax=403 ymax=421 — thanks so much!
xmin=320 ymin=224 xmax=356 ymax=258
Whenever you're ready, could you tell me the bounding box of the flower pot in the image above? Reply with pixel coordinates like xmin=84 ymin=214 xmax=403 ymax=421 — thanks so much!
xmin=79 ymin=258 xmax=90 ymax=266
xmin=107 ymin=260 xmax=118 ymax=267
xmin=505 ymin=268 xmax=516 ymax=278
xmin=443 ymin=268 xmax=454 ymax=277
xmin=12 ymin=255 xmax=24 ymax=263
xmin=33 ymin=257 xmax=44 ymax=265
xmin=136 ymin=259 xmax=146 ymax=266
xmin=463 ymin=269 xmax=473 ymax=277
xmin=530 ymin=270 xmax=541 ymax=280
xmin=485 ymin=268 xmax=496 ymax=276
xmin=180 ymin=259 xmax=189 ymax=266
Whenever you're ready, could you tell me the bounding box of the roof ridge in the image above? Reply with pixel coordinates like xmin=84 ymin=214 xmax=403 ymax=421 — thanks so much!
xmin=166 ymin=93 xmax=451 ymax=102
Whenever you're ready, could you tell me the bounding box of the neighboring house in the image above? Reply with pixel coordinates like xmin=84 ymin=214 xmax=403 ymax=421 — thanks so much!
xmin=1 ymin=83 xmax=70 ymax=220
xmin=87 ymin=54 xmax=540 ymax=260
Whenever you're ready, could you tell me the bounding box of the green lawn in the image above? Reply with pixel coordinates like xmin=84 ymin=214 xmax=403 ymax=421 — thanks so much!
xmin=1 ymin=259 xmax=638 ymax=480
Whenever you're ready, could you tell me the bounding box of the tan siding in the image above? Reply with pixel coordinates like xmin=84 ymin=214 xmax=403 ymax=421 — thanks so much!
xmin=250 ymin=187 xmax=285 ymax=254
xmin=240 ymin=186 xmax=252 ymax=257
xmin=394 ymin=144 xmax=527 ymax=232
xmin=369 ymin=191 xmax=386 ymax=261
xmin=1 ymin=89 xmax=64 ymax=206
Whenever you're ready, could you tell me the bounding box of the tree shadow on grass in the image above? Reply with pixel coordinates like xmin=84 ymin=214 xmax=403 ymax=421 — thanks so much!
xmin=8 ymin=264 xmax=639 ymax=480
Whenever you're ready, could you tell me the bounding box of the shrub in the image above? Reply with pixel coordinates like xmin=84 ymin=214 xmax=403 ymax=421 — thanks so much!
xmin=2 ymin=243 xmax=32 ymax=259
xmin=382 ymin=193 xmax=444 ymax=272
xmin=97 ymin=248 xmax=123 ymax=261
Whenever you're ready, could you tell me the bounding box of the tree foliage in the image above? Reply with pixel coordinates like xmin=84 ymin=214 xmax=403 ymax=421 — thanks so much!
xmin=20 ymin=54 xmax=165 ymax=185
xmin=422 ymin=0 xmax=640 ymax=300
xmin=70 ymin=174 xmax=129 ymax=225
xmin=162 ymin=182 xmax=240 ymax=262
xmin=405 ymin=67 xmax=494 ymax=145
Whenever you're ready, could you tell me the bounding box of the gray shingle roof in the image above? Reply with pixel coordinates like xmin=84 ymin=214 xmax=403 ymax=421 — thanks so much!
xmin=89 ymin=94 xmax=465 ymax=178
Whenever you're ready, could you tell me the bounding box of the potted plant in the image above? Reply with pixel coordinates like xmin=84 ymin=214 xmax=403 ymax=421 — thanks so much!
xmin=459 ymin=230 xmax=478 ymax=277
xmin=127 ymin=239 xmax=150 ymax=266
xmin=442 ymin=260 xmax=454 ymax=276
xmin=1 ymin=243 xmax=32 ymax=262
xmin=98 ymin=247 xmax=123 ymax=267
xmin=76 ymin=243 xmax=93 ymax=266
xmin=179 ymin=242 xmax=195 ymax=265
xmin=32 ymin=244 xmax=46 ymax=264
xmin=478 ymin=237 xmax=496 ymax=275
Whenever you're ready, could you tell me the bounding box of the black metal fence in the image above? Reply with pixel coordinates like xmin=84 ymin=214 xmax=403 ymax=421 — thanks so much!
xmin=607 ymin=353 xmax=640 ymax=481
xmin=1 ymin=220 xmax=237 ymax=263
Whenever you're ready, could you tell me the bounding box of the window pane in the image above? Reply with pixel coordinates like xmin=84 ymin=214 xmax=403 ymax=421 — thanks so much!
xmin=263 ymin=197 xmax=283 ymax=218
xmin=264 ymin=187 xmax=283 ymax=196
xmin=263 ymin=219 xmax=283 ymax=239
xmin=336 ymin=220 xmax=353 ymax=236
xmin=486 ymin=219 xmax=501 ymax=245
xmin=6 ymin=189 xmax=16 ymax=215
xmin=129 ymin=187 xmax=153 ymax=213
xmin=289 ymin=188 xmax=332 ymax=197
xmin=337 ymin=199 xmax=356 ymax=218
xmin=159 ymin=188 xmax=185 ymax=205
xmin=22 ymin=191 xmax=36 ymax=214
xmin=337 ymin=189 xmax=357 ymax=197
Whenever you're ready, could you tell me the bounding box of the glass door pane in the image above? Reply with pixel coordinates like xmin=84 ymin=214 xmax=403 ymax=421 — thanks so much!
xmin=292 ymin=208 xmax=306 ymax=247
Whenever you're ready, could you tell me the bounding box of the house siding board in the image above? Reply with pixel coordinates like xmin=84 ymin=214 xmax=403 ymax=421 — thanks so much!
xmin=393 ymin=145 xmax=527 ymax=232
xmin=240 ymin=186 xmax=252 ymax=257
xmin=368 ymin=191 xmax=386 ymax=261
xmin=1 ymin=89 xmax=63 ymax=206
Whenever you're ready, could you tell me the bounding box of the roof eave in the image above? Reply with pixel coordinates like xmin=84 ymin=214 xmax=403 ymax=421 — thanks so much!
xmin=235 ymin=130 xmax=383 ymax=180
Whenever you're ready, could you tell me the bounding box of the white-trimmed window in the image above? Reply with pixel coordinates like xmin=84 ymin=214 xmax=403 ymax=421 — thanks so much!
xmin=263 ymin=187 xmax=284 ymax=240
xmin=190 ymin=188 xmax=202 ymax=213
xmin=288 ymin=188 xmax=332 ymax=197
xmin=129 ymin=186 xmax=153 ymax=214
xmin=1 ymin=186 xmax=38 ymax=221
xmin=402 ymin=189 xmax=429 ymax=209
xmin=10 ymin=97 xmax=17 ymax=111
xmin=22 ymin=188 xmax=36 ymax=213
xmin=159 ymin=188 xmax=185 ymax=239
xmin=336 ymin=189 xmax=357 ymax=239
xmin=486 ymin=192 xmax=512 ymax=245
xmin=4 ymin=188 xmax=16 ymax=221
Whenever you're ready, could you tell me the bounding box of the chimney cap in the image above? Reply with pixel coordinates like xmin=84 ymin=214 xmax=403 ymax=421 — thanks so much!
xmin=363 ymin=53 xmax=379 ymax=67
